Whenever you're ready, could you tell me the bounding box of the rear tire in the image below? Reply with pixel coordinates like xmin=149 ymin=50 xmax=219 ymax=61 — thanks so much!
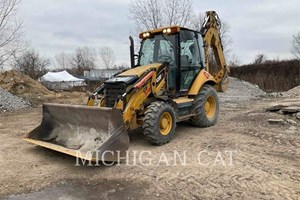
xmin=191 ymin=84 xmax=219 ymax=127
xmin=143 ymin=101 xmax=176 ymax=145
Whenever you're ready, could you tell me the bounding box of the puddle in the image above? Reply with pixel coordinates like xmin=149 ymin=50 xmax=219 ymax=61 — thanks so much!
xmin=1 ymin=179 xmax=145 ymax=200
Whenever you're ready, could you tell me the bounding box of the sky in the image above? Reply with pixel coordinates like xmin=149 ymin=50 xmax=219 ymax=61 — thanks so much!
xmin=19 ymin=0 xmax=300 ymax=68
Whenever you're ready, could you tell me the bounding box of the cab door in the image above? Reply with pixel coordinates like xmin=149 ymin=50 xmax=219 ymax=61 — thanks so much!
xmin=179 ymin=30 xmax=204 ymax=92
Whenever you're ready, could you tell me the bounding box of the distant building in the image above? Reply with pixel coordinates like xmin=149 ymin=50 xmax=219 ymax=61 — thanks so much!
xmin=84 ymin=69 xmax=120 ymax=79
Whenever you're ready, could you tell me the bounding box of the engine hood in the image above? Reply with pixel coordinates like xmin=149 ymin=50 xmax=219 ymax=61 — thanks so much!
xmin=118 ymin=63 xmax=161 ymax=77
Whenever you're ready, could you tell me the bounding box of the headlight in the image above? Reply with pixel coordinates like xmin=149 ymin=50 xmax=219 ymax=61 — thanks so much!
xmin=163 ymin=28 xmax=172 ymax=34
xmin=143 ymin=32 xmax=151 ymax=38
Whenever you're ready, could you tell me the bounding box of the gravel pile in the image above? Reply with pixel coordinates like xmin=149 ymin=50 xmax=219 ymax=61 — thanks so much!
xmin=219 ymin=77 xmax=266 ymax=103
xmin=283 ymin=85 xmax=300 ymax=98
xmin=0 ymin=87 xmax=31 ymax=112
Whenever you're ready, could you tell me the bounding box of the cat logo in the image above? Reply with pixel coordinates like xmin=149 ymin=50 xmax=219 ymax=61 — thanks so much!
xmin=156 ymin=73 xmax=162 ymax=83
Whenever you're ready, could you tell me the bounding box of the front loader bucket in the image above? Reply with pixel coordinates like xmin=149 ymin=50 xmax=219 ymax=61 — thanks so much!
xmin=24 ymin=103 xmax=129 ymax=162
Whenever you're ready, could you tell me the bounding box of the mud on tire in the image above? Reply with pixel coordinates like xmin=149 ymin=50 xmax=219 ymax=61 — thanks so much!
xmin=142 ymin=101 xmax=176 ymax=145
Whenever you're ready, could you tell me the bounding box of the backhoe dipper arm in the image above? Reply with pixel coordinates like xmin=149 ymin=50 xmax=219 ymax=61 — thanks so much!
xmin=201 ymin=11 xmax=230 ymax=92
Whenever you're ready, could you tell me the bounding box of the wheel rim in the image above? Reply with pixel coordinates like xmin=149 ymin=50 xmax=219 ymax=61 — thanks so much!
xmin=159 ymin=112 xmax=172 ymax=136
xmin=205 ymin=96 xmax=216 ymax=119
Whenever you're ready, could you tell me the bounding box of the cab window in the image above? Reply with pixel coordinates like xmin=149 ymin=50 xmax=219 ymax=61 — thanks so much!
xmin=180 ymin=30 xmax=202 ymax=91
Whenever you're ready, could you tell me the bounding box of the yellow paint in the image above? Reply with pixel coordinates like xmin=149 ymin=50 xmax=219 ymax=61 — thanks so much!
xmin=173 ymin=97 xmax=194 ymax=104
xmin=115 ymin=99 xmax=124 ymax=110
xmin=188 ymin=69 xmax=217 ymax=96
xmin=205 ymin=96 xmax=216 ymax=119
xmin=123 ymin=82 xmax=152 ymax=123
xmin=203 ymin=28 xmax=228 ymax=85
xmin=129 ymin=114 xmax=139 ymax=130
xmin=86 ymin=97 xmax=95 ymax=106
xmin=153 ymin=68 xmax=167 ymax=95
xmin=118 ymin=63 xmax=167 ymax=125
xmin=159 ymin=112 xmax=172 ymax=136
xmin=23 ymin=138 xmax=97 ymax=162
xmin=119 ymin=63 xmax=160 ymax=77
xmin=201 ymin=12 xmax=229 ymax=92
xmin=155 ymin=78 xmax=165 ymax=95
xmin=98 ymin=98 xmax=106 ymax=107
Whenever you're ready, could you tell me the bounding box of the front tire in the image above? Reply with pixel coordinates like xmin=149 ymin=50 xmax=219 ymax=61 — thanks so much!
xmin=143 ymin=101 xmax=176 ymax=145
xmin=191 ymin=84 xmax=219 ymax=127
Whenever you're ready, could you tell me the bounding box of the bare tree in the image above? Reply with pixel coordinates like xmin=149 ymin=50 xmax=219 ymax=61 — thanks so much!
xmin=0 ymin=0 xmax=27 ymax=69
xmin=118 ymin=62 xmax=130 ymax=70
xmin=55 ymin=52 xmax=71 ymax=69
xmin=164 ymin=0 xmax=193 ymax=27
xmin=71 ymin=47 xmax=97 ymax=75
xmin=14 ymin=49 xmax=50 ymax=79
xmin=129 ymin=0 xmax=193 ymax=32
xmin=129 ymin=1 xmax=232 ymax=60
xmin=228 ymin=54 xmax=241 ymax=67
xmin=291 ymin=31 xmax=300 ymax=59
xmin=253 ymin=54 xmax=267 ymax=65
xmin=190 ymin=12 xmax=205 ymax=31
xmin=218 ymin=21 xmax=232 ymax=55
xmin=99 ymin=47 xmax=115 ymax=69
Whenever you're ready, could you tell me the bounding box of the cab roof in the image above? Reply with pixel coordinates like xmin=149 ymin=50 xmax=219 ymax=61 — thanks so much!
xmin=139 ymin=26 xmax=199 ymax=39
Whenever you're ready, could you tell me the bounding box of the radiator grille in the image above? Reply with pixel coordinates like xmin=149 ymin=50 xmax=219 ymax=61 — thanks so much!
xmin=105 ymin=83 xmax=127 ymax=107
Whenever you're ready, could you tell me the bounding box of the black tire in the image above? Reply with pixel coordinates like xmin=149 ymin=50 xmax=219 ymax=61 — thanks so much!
xmin=143 ymin=101 xmax=176 ymax=145
xmin=190 ymin=84 xmax=219 ymax=127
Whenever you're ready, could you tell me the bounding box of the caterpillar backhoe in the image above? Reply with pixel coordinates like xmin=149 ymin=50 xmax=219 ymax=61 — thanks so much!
xmin=24 ymin=11 xmax=229 ymax=162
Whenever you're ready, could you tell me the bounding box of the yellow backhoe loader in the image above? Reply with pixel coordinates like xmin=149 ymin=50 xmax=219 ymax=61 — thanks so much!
xmin=24 ymin=11 xmax=229 ymax=162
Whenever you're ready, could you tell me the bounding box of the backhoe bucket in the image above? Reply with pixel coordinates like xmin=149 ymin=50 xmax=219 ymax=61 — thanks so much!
xmin=24 ymin=103 xmax=129 ymax=162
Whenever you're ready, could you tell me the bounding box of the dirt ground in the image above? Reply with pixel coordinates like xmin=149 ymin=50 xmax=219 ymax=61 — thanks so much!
xmin=0 ymin=93 xmax=299 ymax=199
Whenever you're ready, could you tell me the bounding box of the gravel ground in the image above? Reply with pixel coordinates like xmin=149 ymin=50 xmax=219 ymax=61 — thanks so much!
xmin=0 ymin=87 xmax=31 ymax=112
xmin=0 ymin=77 xmax=299 ymax=199
xmin=0 ymin=96 xmax=299 ymax=200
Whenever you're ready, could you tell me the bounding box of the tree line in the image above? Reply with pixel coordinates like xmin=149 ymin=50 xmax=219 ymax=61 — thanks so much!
xmin=13 ymin=46 xmax=123 ymax=79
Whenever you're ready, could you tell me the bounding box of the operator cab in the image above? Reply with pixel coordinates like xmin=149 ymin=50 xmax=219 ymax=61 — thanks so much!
xmin=135 ymin=26 xmax=206 ymax=96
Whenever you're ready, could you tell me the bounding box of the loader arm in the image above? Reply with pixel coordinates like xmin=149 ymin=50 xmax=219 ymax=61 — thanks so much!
xmin=201 ymin=11 xmax=230 ymax=92
xmin=116 ymin=65 xmax=167 ymax=128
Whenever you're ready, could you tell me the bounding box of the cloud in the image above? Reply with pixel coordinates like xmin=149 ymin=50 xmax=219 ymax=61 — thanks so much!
xmin=19 ymin=0 xmax=300 ymax=67
xmin=194 ymin=0 xmax=300 ymax=63
xmin=19 ymin=0 xmax=133 ymax=67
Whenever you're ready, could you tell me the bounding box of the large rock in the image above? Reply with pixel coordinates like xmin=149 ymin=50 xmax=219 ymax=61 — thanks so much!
xmin=296 ymin=112 xmax=300 ymax=120
xmin=286 ymin=119 xmax=297 ymax=125
xmin=282 ymin=107 xmax=300 ymax=114
xmin=266 ymin=105 xmax=285 ymax=112
xmin=268 ymin=119 xmax=285 ymax=125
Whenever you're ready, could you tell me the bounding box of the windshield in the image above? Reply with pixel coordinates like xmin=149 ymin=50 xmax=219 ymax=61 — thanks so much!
xmin=139 ymin=34 xmax=176 ymax=66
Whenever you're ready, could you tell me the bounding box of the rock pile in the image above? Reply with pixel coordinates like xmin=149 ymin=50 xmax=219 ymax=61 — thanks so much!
xmin=0 ymin=87 xmax=31 ymax=112
xmin=266 ymin=104 xmax=300 ymax=125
